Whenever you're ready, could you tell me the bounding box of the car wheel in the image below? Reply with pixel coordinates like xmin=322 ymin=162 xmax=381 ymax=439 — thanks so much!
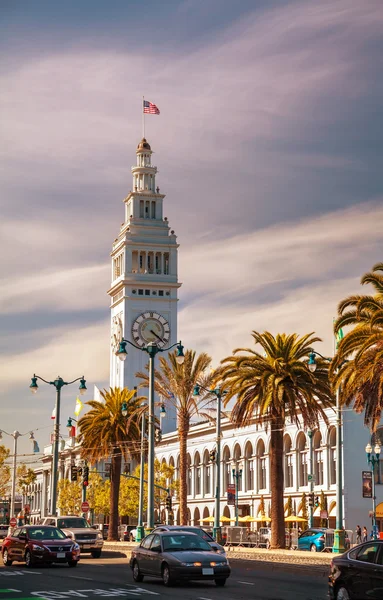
xmin=25 ymin=550 xmax=34 ymax=568
xmin=68 ymin=560 xmax=78 ymax=567
xmin=310 ymin=544 xmax=317 ymax=552
xmin=215 ymin=578 xmax=227 ymax=587
xmin=162 ymin=563 xmax=174 ymax=587
xmin=91 ymin=551 xmax=102 ymax=558
xmin=132 ymin=560 xmax=144 ymax=582
xmin=336 ymin=587 xmax=350 ymax=600
xmin=3 ymin=549 xmax=13 ymax=566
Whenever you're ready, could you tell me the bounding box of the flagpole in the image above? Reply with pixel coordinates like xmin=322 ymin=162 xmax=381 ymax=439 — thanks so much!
xmin=142 ymin=96 xmax=145 ymax=138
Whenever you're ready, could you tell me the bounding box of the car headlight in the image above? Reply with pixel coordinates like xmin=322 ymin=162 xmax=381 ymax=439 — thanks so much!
xmin=215 ymin=560 xmax=229 ymax=566
xmin=31 ymin=544 xmax=44 ymax=551
xmin=72 ymin=543 xmax=80 ymax=551
xmin=97 ymin=532 xmax=103 ymax=539
xmin=181 ymin=562 xmax=202 ymax=567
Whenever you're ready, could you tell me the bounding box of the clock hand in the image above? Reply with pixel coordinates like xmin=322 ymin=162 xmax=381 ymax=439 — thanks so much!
xmin=150 ymin=329 xmax=164 ymax=343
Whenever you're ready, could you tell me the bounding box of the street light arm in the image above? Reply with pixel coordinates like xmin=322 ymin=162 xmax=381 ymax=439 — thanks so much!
xmin=33 ymin=374 xmax=54 ymax=385
xmin=308 ymin=350 xmax=332 ymax=362
xmin=0 ymin=429 xmax=34 ymax=438
xmin=66 ymin=375 xmax=86 ymax=386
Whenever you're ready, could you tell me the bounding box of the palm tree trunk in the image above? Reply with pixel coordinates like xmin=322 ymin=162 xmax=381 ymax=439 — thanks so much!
xmin=108 ymin=447 xmax=122 ymax=541
xmin=270 ymin=418 xmax=285 ymax=548
xmin=178 ymin=414 xmax=189 ymax=525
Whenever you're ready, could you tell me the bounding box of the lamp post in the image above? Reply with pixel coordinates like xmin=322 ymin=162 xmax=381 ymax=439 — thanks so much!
xmin=66 ymin=417 xmax=88 ymax=506
xmin=232 ymin=468 xmax=242 ymax=526
xmin=308 ymin=351 xmax=345 ymax=553
xmin=365 ymin=442 xmax=381 ymax=539
xmin=193 ymin=384 xmax=226 ymax=543
xmin=29 ymin=374 xmax=87 ymax=516
xmin=0 ymin=430 xmax=36 ymax=520
xmin=307 ymin=430 xmax=314 ymax=528
xmin=116 ymin=339 xmax=184 ymax=530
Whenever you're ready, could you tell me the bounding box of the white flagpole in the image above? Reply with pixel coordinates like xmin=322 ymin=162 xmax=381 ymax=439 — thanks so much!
xmin=142 ymin=96 xmax=145 ymax=138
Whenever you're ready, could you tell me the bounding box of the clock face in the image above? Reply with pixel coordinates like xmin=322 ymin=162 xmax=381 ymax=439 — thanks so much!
xmin=132 ymin=312 xmax=170 ymax=348
xmin=111 ymin=315 xmax=123 ymax=352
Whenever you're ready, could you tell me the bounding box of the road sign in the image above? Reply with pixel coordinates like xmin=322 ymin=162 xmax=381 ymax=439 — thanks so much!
xmin=10 ymin=517 xmax=17 ymax=527
xmin=308 ymin=474 xmax=315 ymax=482
xmin=81 ymin=501 xmax=90 ymax=513
xmin=24 ymin=504 xmax=30 ymax=512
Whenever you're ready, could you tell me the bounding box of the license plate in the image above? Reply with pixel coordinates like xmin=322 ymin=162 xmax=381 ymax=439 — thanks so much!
xmin=82 ymin=544 xmax=91 ymax=549
xmin=202 ymin=568 xmax=214 ymax=575
xmin=57 ymin=552 xmax=66 ymax=558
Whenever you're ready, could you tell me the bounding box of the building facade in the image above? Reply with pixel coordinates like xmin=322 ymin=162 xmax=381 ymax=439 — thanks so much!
xmin=108 ymin=137 xmax=181 ymax=433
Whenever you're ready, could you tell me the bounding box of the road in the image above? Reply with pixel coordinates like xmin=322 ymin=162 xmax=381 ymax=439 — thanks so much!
xmin=0 ymin=552 xmax=329 ymax=600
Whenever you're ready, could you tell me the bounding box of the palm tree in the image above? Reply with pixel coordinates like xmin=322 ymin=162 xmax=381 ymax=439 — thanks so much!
xmin=78 ymin=387 xmax=143 ymax=540
xmin=332 ymin=263 xmax=383 ymax=432
xmin=136 ymin=349 xmax=214 ymax=525
xmin=217 ymin=331 xmax=334 ymax=548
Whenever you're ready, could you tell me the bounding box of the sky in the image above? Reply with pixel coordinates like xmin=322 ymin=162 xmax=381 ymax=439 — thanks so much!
xmin=1 ymin=0 xmax=382 ymax=459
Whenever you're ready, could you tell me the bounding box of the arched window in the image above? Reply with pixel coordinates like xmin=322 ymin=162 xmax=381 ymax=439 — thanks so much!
xmin=244 ymin=442 xmax=254 ymax=491
xmin=222 ymin=447 xmax=231 ymax=495
xmin=187 ymin=454 xmax=192 ymax=496
xmin=203 ymin=450 xmax=211 ymax=495
xmin=328 ymin=428 xmax=336 ymax=486
xmin=313 ymin=431 xmax=323 ymax=486
xmin=297 ymin=432 xmax=308 ymax=488
xmin=284 ymin=435 xmax=293 ymax=488
xmin=194 ymin=452 xmax=201 ymax=495
xmin=257 ymin=440 xmax=266 ymax=490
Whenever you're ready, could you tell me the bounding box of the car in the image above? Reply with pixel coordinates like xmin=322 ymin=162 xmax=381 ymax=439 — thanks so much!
xmin=39 ymin=516 xmax=103 ymax=558
xmin=328 ymin=539 xmax=383 ymax=599
xmin=298 ymin=528 xmax=327 ymax=552
xmin=0 ymin=525 xmax=9 ymax=540
xmin=130 ymin=531 xmax=231 ymax=586
xmin=152 ymin=525 xmax=226 ymax=555
xmin=2 ymin=525 xmax=80 ymax=568
xmin=119 ymin=525 xmax=137 ymax=542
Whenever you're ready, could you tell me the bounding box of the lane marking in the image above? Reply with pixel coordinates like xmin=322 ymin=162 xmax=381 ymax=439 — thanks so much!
xmin=0 ymin=590 xmax=22 ymax=593
xmin=66 ymin=576 xmax=93 ymax=580
xmin=237 ymin=580 xmax=255 ymax=585
xmin=20 ymin=571 xmax=42 ymax=575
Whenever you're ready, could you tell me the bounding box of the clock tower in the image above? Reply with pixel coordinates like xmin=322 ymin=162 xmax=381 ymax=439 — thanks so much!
xmin=108 ymin=137 xmax=181 ymax=433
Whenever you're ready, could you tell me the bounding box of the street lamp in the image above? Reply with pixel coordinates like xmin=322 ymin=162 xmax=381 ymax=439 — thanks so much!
xmin=193 ymin=384 xmax=226 ymax=543
xmin=116 ymin=339 xmax=184 ymax=529
xmin=29 ymin=374 xmax=87 ymax=516
xmin=0 ymin=430 xmax=36 ymax=520
xmin=232 ymin=468 xmax=242 ymax=526
xmin=308 ymin=350 xmax=345 ymax=553
xmin=366 ymin=442 xmax=381 ymax=539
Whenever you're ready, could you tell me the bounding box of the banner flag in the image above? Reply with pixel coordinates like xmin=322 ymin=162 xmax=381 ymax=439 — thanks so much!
xmin=74 ymin=397 xmax=84 ymax=417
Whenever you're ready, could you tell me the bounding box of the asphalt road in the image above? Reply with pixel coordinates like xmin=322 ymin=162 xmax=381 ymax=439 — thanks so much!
xmin=0 ymin=552 xmax=329 ymax=600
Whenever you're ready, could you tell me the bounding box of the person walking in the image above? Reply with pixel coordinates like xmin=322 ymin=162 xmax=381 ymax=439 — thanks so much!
xmin=362 ymin=526 xmax=368 ymax=542
xmin=355 ymin=525 xmax=362 ymax=544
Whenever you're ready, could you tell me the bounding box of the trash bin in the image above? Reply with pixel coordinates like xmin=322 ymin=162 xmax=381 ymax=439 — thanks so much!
xmin=379 ymin=532 xmax=383 ymax=540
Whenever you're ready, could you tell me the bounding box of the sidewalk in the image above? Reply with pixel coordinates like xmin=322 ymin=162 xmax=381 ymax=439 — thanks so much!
xmin=103 ymin=541 xmax=333 ymax=567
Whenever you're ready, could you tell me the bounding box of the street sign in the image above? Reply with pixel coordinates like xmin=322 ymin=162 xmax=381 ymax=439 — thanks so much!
xmin=308 ymin=474 xmax=315 ymax=482
xmin=81 ymin=501 xmax=90 ymax=513
xmin=24 ymin=504 xmax=30 ymax=512
xmin=10 ymin=517 xmax=17 ymax=527
xmin=320 ymin=510 xmax=328 ymax=519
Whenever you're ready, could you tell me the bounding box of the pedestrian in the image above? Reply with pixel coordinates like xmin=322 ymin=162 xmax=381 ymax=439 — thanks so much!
xmin=362 ymin=526 xmax=368 ymax=542
xmin=355 ymin=525 xmax=362 ymax=544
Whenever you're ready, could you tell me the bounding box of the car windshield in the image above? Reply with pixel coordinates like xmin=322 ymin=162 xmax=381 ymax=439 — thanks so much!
xmin=162 ymin=534 xmax=212 ymax=552
xmin=28 ymin=527 xmax=67 ymax=540
xmin=173 ymin=528 xmax=213 ymax=542
xmin=57 ymin=518 xmax=90 ymax=528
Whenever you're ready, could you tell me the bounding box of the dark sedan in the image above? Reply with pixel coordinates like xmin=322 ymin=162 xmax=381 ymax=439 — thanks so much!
xmin=2 ymin=525 xmax=80 ymax=568
xmin=130 ymin=531 xmax=231 ymax=586
xmin=328 ymin=539 xmax=383 ymax=599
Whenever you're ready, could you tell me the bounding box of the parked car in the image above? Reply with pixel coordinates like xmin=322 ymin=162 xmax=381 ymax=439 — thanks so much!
xmin=328 ymin=539 xmax=383 ymax=599
xmin=152 ymin=525 xmax=226 ymax=555
xmin=40 ymin=516 xmax=103 ymax=558
xmin=2 ymin=525 xmax=80 ymax=568
xmin=0 ymin=525 xmax=9 ymax=540
xmin=130 ymin=531 xmax=231 ymax=586
xmin=298 ymin=528 xmax=327 ymax=552
xmin=119 ymin=525 xmax=137 ymax=542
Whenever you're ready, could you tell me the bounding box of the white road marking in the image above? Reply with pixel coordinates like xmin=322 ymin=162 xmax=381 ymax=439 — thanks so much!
xmin=198 ymin=597 xmax=214 ymax=599
xmin=66 ymin=576 xmax=94 ymax=580
xmin=237 ymin=580 xmax=255 ymax=585
xmin=5 ymin=590 xmax=22 ymax=593
xmin=21 ymin=570 xmax=42 ymax=574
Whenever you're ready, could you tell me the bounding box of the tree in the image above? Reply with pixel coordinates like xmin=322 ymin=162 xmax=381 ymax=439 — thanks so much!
xmin=319 ymin=490 xmax=328 ymax=527
xmin=301 ymin=492 xmax=308 ymax=525
xmin=218 ymin=331 xmax=334 ymax=548
xmin=119 ymin=459 xmax=177 ymax=519
xmin=57 ymin=479 xmax=82 ymax=514
xmin=136 ymin=349 xmax=214 ymax=525
xmin=0 ymin=445 xmax=10 ymax=498
xmin=86 ymin=470 xmax=110 ymax=517
xmin=78 ymin=387 xmax=143 ymax=540
xmin=16 ymin=465 xmax=36 ymax=493
xmin=332 ymin=263 xmax=383 ymax=432
xmin=57 ymin=471 xmax=110 ymax=518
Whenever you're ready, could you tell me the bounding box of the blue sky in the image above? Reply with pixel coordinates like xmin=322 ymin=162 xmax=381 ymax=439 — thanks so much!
xmin=1 ymin=0 xmax=382 ymax=457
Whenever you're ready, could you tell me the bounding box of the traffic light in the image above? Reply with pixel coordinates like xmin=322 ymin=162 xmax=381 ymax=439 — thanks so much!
xmin=209 ymin=449 xmax=216 ymax=463
xmin=83 ymin=465 xmax=89 ymax=487
xmin=308 ymin=493 xmax=314 ymax=507
xmin=165 ymin=495 xmax=172 ymax=511
xmin=314 ymin=496 xmax=320 ymax=508
xmin=71 ymin=466 xmax=78 ymax=482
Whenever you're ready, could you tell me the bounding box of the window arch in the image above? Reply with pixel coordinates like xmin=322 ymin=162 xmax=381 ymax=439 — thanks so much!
xmin=187 ymin=454 xmax=192 ymax=496
xmin=257 ymin=440 xmax=266 ymax=490
xmin=284 ymin=435 xmax=293 ymax=488
xmin=244 ymin=442 xmax=254 ymax=491
xmin=313 ymin=431 xmax=324 ymax=486
xmin=328 ymin=427 xmax=336 ymax=486
xmin=203 ymin=450 xmax=211 ymax=495
xmin=222 ymin=447 xmax=231 ymax=495
xmin=194 ymin=452 xmax=201 ymax=495
xmin=296 ymin=432 xmax=308 ymax=488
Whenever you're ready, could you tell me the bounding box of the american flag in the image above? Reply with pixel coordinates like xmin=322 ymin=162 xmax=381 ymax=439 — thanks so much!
xmin=143 ymin=100 xmax=160 ymax=115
